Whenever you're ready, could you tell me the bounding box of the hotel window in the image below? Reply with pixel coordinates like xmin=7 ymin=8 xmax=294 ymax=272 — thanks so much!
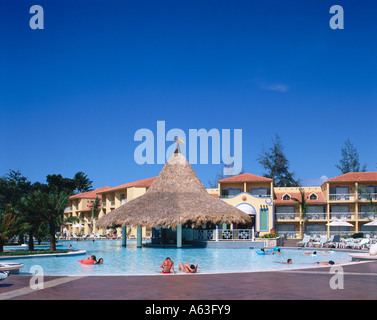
xmin=120 ymin=194 xmax=127 ymax=205
xmin=250 ymin=188 xmax=271 ymax=197
xmin=306 ymin=206 xmax=326 ymax=220
xmin=221 ymin=188 xmax=241 ymax=198
xmin=330 ymin=205 xmax=350 ymax=219
xmin=309 ymin=193 xmax=318 ymax=200
xmin=358 ymin=186 xmax=377 ymax=200
xmin=275 ymin=206 xmax=295 ymax=220
xmin=282 ymin=194 xmax=291 ymax=201
xmin=360 ymin=205 xmax=376 ymax=219
xmin=329 ymin=186 xmax=349 ymax=200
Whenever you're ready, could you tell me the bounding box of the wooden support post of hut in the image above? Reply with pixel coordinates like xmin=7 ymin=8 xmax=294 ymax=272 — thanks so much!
xmin=177 ymin=222 xmax=182 ymax=248
xmin=96 ymin=138 xmax=251 ymax=248
xmin=122 ymin=226 xmax=127 ymax=247
xmin=137 ymin=227 xmax=142 ymax=247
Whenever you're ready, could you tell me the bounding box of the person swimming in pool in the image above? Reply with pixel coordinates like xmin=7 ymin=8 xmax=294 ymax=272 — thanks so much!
xmin=281 ymin=259 xmax=292 ymax=264
xmin=315 ymin=260 xmax=337 ymax=265
xmin=178 ymin=262 xmax=198 ymax=273
xmin=260 ymin=248 xmax=272 ymax=255
xmin=160 ymin=257 xmax=175 ymax=274
xmin=96 ymin=258 xmax=103 ymax=265
xmin=304 ymin=251 xmax=327 ymax=256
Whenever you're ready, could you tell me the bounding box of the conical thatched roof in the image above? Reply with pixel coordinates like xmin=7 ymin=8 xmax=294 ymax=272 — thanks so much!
xmin=96 ymin=146 xmax=251 ymax=229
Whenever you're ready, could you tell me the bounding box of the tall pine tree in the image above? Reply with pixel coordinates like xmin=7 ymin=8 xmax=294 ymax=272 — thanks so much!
xmin=258 ymin=134 xmax=300 ymax=187
xmin=335 ymin=139 xmax=367 ymax=174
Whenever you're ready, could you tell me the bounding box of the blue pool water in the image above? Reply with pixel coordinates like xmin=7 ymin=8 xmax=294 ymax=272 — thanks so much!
xmin=2 ymin=240 xmax=353 ymax=276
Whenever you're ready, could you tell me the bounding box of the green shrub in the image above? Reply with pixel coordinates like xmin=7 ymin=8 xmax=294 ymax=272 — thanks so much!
xmin=261 ymin=233 xmax=279 ymax=238
xmin=351 ymin=232 xmax=364 ymax=239
xmin=0 ymin=250 xmax=69 ymax=256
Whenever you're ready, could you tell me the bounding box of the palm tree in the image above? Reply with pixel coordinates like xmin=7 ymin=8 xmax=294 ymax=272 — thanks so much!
xmin=89 ymin=197 xmax=101 ymax=234
xmin=38 ymin=190 xmax=71 ymax=251
xmin=19 ymin=192 xmax=45 ymax=251
xmin=291 ymin=187 xmax=307 ymax=239
xmin=0 ymin=205 xmax=26 ymax=252
xmin=73 ymin=172 xmax=93 ymax=193
xmin=357 ymin=185 xmax=377 ymax=216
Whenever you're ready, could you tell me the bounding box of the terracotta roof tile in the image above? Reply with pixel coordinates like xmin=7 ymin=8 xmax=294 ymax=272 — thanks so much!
xmin=274 ymin=190 xmax=327 ymax=204
xmin=326 ymin=172 xmax=377 ymax=183
xmin=70 ymin=186 xmax=111 ymax=199
xmin=96 ymin=177 xmax=156 ymax=193
xmin=218 ymin=173 xmax=273 ymax=183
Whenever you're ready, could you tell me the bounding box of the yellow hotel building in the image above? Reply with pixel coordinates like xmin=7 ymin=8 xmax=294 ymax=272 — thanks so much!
xmin=63 ymin=171 xmax=377 ymax=239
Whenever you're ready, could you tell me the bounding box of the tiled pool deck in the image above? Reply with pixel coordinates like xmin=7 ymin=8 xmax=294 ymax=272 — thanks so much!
xmin=1 ymin=260 xmax=377 ymax=300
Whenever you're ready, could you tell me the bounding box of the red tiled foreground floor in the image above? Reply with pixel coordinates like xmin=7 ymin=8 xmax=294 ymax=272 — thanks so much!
xmin=1 ymin=261 xmax=377 ymax=300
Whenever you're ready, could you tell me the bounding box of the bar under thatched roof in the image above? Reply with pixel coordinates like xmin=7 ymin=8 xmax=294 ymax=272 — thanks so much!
xmin=96 ymin=145 xmax=251 ymax=229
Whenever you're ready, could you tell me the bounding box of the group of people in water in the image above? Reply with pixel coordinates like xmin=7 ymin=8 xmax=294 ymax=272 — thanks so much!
xmin=74 ymin=247 xmax=338 ymax=272
xmin=277 ymin=249 xmax=337 ymax=265
xmin=160 ymin=257 xmax=198 ymax=274
xmin=257 ymin=247 xmax=338 ymax=265
xmin=259 ymin=248 xmax=282 ymax=255
xmin=77 ymin=254 xmax=196 ymax=274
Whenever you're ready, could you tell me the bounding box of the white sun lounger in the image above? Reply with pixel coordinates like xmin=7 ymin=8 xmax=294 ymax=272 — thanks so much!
xmin=0 ymin=263 xmax=24 ymax=275
xmin=297 ymin=235 xmax=311 ymax=247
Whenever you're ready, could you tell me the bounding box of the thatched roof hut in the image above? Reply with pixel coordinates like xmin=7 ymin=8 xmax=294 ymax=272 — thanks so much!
xmin=96 ymin=143 xmax=251 ymax=230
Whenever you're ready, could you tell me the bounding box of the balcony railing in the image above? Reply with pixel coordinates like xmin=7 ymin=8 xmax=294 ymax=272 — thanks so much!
xmin=306 ymin=213 xmax=327 ymax=220
xmin=329 ymin=230 xmax=353 ymax=236
xmin=358 ymin=193 xmax=377 ymax=201
xmin=275 ymin=213 xmax=299 ymax=220
xmin=64 ymin=207 xmax=72 ymax=213
xmin=330 ymin=212 xmax=355 ymax=220
xmin=220 ymin=192 xmax=271 ymax=198
xmin=193 ymin=229 xmax=254 ymax=241
xmin=359 ymin=212 xmax=377 ymax=219
xmin=110 ymin=201 xmax=115 ymax=207
xmin=329 ymin=193 xmax=356 ymax=201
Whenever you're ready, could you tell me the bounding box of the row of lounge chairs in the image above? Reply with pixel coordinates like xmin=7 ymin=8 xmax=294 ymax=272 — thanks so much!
xmin=297 ymin=235 xmax=376 ymax=250
xmin=60 ymin=233 xmax=151 ymax=240
xmin=61 ymin=233 xmax=120 ymax=240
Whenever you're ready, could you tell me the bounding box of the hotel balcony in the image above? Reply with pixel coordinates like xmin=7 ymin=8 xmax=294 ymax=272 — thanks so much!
xmin=329 ymin=193 xmax=356 ymax=202
xmin=359 ymin=212 xmax=377 ymax=220
xmin=110 ymin=201 xmax=115 ymax=207
xmin=358 ymin=193 xmax=377 ymax=201
xmin=305 ymin=213 xmax=327 ymax=220
xmin=64 ymin=207 xmax=72 ymax=213
xmin=329 ymin=212 xmax=356 ymax=220
xmin=219 ymin=192 xmax=271 ymax=199
xmin=275 ymin=213 xmax=300 ymax=221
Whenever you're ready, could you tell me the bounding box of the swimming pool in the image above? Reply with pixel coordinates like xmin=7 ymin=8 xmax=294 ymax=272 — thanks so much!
xmin=2 ymin=240 xmax=353 ymax=276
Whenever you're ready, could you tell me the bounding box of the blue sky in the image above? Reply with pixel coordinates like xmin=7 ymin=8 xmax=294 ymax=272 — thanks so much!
xmin=1 ymin=0 xmax=376 ymax=189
